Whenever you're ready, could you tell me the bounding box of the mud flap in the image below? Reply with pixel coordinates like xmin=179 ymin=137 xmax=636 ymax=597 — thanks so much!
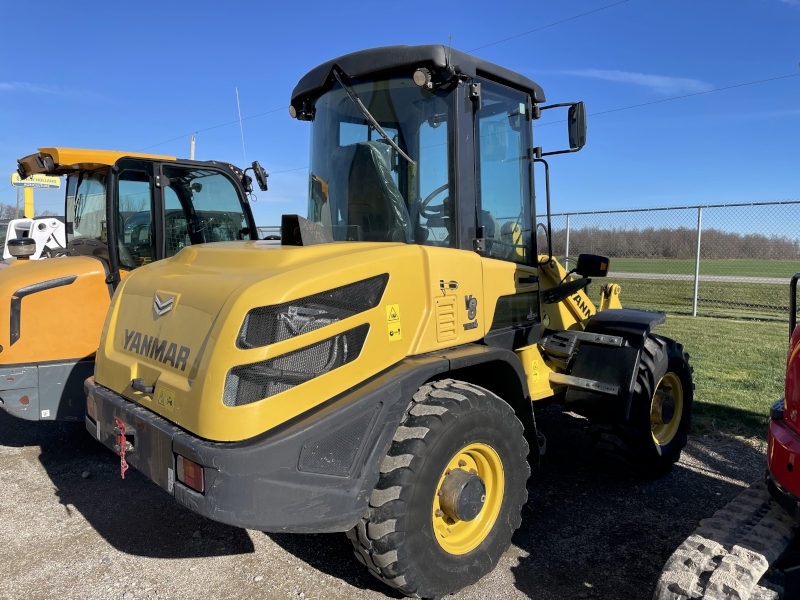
xmin=564 ymin=308 xmax=665 ymax=422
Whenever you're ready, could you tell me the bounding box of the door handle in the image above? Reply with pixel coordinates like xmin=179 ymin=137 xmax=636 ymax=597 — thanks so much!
xmin=518 ymin=275 xmax=539 ymax=284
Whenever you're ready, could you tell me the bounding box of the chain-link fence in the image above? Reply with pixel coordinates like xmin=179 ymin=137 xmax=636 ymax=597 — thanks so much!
xmin=537 ymin=200 xmax=800 ymax=322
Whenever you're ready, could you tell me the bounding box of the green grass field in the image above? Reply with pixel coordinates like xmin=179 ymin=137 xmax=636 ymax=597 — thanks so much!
xmin=590 ymin=276 xmax=794 ymax=322
xmin=656 ymin=315 xmax=787 ymax=440
xmin=610 ymin=257 xmax=800 ymax=278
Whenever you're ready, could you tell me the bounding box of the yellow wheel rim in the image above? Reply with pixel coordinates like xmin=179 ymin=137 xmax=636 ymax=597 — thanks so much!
xmin=651 ymin=372 xmax=684 ymax=446
xmin=432 ymin=443 xmax=504 ymax=555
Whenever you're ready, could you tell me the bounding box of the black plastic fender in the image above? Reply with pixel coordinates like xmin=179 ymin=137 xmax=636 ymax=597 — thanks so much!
xmin=564 ymin=308 xmax=666 ymax=422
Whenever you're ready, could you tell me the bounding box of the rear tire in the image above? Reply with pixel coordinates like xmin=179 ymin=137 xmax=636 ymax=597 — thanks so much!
xmin=589 ymin=334 xmax=693 ymax=477
xmin=347 ymin=379 xmax=529 ymax=599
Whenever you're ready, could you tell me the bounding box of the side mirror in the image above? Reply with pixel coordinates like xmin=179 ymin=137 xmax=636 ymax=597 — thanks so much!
xmin=568 ymin=102 xmax=587 ymax=150
xmin=538 ymin=101 xmax=588 ymax=156
xmin=575 ymin=253 xmax=609 ymax=278
xmin=252 ymin=161 xmax=269 ymax=192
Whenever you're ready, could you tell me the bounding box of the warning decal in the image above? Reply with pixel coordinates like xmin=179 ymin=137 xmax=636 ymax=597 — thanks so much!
xmin=386 ymin=304 xmax=401 ymax=322
xmin=531 ymin=360 xmax=540 ymax=384
xmin=386 ymin=304 xmax=402 ymax=341
xmin=388 ymin=323 xmax=402 ymax=341
xmin=157 ymin=386 xmax=175 ymax=412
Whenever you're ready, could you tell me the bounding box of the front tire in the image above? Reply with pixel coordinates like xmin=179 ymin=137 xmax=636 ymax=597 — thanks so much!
xmin=589 ymin=334 xmax=693 ymax=477
xmin=347 ymin=379 xmax=530 ymax=599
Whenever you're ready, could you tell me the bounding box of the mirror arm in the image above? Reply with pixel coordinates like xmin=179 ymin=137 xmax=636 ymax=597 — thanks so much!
xmin=538 ymin=102 xmax=576 ymax=111
xmin=540 ymin=148 xmax=580 ymax=157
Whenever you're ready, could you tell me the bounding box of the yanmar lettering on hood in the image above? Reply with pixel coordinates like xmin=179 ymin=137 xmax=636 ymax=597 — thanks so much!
xmin=122 ymin=329 xmax=191 ymax=371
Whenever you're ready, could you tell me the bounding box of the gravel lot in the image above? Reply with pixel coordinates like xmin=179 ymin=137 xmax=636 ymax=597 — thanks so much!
xmin=0 ymin=404 xmax=770 ymax=600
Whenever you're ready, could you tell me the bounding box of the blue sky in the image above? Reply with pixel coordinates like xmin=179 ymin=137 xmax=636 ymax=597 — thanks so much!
xmin=0 ymin=0 xmax=797 ymax=227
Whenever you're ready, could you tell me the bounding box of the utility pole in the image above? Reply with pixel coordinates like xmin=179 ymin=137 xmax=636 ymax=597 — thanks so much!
xmin=15 ymin=187 xmax=20 ymax=219
xmin=190 ymin=135 xmax=196 ymax=160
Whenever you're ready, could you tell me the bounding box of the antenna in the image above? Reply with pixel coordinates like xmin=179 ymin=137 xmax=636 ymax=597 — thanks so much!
xmin=235 ymin=87 xmax=247 ymax=165
xmin=447 ymin=33 xmax=453 ymax=67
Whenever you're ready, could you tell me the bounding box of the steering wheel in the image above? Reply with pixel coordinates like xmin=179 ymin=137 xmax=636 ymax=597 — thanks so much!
xmin=420 ymin=183 xmax=450 ymax=218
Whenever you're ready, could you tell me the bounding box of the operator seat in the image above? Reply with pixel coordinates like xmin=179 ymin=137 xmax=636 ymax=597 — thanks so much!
xmin=329 ymin=141 xmax=411 ymax=243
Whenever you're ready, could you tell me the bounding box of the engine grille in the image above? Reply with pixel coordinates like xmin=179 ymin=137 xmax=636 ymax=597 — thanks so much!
xmin=223 ymin=324 xmax=370 ymax=407
xmin=237 ymin=274 xmax=388 ymax=349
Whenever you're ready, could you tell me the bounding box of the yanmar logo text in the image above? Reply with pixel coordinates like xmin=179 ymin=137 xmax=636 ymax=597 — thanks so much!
xmin=123 ymin=329 xmax=191 ymax=371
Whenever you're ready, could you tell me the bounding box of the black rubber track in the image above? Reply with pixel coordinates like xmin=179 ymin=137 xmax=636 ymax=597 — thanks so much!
xmin=346 ymin=379 xmax=530 ymax=599
xmin=588 ymin=334 xmax=694 ymax=477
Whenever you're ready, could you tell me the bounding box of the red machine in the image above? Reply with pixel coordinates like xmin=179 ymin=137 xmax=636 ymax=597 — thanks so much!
xmin=767 ymin=273 xmax=800 ymax=516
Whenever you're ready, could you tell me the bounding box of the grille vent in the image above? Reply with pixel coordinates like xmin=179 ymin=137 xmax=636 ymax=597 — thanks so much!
xmin=223 ymin=324 xmax=370 ymax=407
xmin=237 ymin=274 xmax=388 ymax=349
xmin=435 ymin=296 xmax=457 ymax=343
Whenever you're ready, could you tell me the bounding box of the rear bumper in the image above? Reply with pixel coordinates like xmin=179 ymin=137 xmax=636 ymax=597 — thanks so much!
xmin=0 ymin=359 xmax=93 ymax=421
xmin=84 ymin=354 xmax=444 ymax=533
xmin=767 ymin=414 xmax=800 ymax=518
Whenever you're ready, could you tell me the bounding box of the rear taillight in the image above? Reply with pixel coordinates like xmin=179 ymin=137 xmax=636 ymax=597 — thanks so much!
xmin=176 ymin=455 xmax=205 ymax=493
xmin=86 ymin=395 xmax=97 ymax=421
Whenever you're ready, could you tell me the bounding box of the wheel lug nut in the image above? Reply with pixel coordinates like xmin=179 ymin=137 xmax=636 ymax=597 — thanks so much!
xmin=445 ymin=469 xmax=451 ymax=475
xmin=437 ymin=489 xmax=443 ymax=496
xmin=458 ymin=459 xmax=467 ymax=467
xmin=435 ymin=509 xmax=444 ymax=517
xmin=469 ymin=468 xmax=477 ymax=475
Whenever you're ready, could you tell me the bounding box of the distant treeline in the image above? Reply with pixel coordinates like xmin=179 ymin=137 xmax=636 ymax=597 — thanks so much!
xmin=541 ymin=226 xmax=800 ymax=260
xmin=0 ymin=202 xmax=57 ymax=220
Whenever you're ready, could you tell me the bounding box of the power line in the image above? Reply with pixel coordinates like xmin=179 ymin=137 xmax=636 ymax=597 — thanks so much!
xmin=136 ymin=4 xmax=632 ymax=154
xmin=135 ymin=106 xmax=287 ymax=152
xmin=468 ymin=0 xmax=633 ymax=53
xmin=534 ymin=72 xmax=800 ymax=127
xmin=267 ymin=71 xmax=800 ymax=174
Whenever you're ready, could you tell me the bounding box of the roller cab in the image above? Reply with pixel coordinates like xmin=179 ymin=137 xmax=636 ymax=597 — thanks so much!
xmin=0 ymin=148 xmax=260 ymax=421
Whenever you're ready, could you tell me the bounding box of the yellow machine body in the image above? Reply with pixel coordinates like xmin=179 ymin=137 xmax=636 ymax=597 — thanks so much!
xmin=95 ymin=241 xmax=615 ymax=441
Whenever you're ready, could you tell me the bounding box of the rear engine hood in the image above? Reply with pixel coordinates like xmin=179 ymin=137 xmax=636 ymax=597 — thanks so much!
xmin=95 ymin=240 xmax=426 ymax=441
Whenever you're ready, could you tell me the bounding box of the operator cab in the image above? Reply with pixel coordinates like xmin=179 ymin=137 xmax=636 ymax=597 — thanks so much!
xmin=291 ymin=44 xmax=586 ymax=266
xmin=15 ymin=148 xmax=261 ymax=281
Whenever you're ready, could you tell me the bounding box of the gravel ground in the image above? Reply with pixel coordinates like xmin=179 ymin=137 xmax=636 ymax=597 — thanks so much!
xmin=0 ymin=404 xmax=770 ymax=600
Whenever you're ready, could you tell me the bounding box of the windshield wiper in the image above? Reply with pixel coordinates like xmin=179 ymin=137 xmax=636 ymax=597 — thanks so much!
xmin=332 ymin=68 xmax=415 ymax=165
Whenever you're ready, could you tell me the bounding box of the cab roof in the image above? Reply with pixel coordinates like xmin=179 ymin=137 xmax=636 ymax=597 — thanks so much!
xmin=290 ymin=44 xmax=546 ymax=111
xmin=17 ymin=147 xmax=177 ymax=178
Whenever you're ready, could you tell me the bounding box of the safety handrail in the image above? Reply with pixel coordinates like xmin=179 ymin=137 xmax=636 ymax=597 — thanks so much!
xmin=791 ymin=273 xmax=800 ymax=341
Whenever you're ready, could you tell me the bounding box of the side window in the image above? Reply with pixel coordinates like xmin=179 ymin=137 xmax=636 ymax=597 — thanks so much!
xmin=67 ymin=171 xmax=107 ymax=243
xmin=475 ymin=80 xmax=533 ymax=265
xmin=161 ymin=166 xmax=249 ymax=258
xmin=417 ymin=118 xmax=452 ymax=246
xmin=163 ymin=187 xmax=191 ymax=257
xmin=116 ymin=161 xmax=155 ymax=270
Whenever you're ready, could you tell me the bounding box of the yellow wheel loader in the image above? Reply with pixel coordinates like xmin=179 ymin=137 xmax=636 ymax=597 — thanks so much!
xmin=85 ymin=46 xmax=694 ymax=598
xmin=0 ymin=148 xmax=266 ymax=421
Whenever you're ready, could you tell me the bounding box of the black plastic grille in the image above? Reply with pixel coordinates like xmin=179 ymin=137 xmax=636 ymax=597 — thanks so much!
xmin=237 ymin=274 xmax=388 ymax=349
xmin=223 ymin=324 xmax=370 ymax=407
xmin=298 ymin=406 xmax=378 ymax=475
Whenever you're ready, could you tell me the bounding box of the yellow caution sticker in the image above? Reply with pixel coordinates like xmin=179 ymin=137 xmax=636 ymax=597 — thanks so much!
xmin=388 ymin=322 xmax=402 ymax=342
xmin=531 ymin=359 xmax=540 ymax=384
xmin=157 ymin=386 xmax=175 ymax=413
xmin=386 ymin=304 xmax=401 ymax=322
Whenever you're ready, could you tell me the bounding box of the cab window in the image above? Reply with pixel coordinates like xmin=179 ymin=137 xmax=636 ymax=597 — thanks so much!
xmin=161 ymin=166 xmax=250 ymax=258
xmin=475 ymin=80 xmax=533 ymax=265
xmin=67 ymin=171 xmax=107 ymax=244
xmin=116 ymin=160 xmax=155 ymax=269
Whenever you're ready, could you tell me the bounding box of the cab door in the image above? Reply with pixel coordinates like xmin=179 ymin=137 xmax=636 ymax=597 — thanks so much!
xmin=472 ymin=79 xmax=541 ymax=352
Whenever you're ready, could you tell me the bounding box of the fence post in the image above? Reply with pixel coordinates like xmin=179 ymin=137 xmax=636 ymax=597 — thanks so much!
xmin=564 ymin=213 xmax=571 ymax=265
xmin=692 ymin=207 xmax=703 ymax=317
